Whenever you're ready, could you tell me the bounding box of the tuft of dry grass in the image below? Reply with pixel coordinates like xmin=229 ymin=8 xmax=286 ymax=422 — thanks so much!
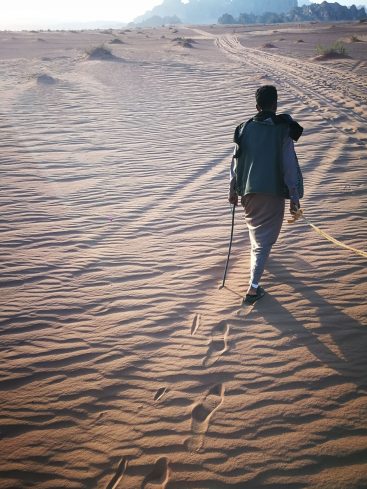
xmin=36 ymin=74 xmax=57 ymax=85
xmin=315 ymin=41 xmax=349 ymax=60
xmin=86 ymin=45 xmax=114 ymax=60
xmin=350 ymin=35 xmax=362 ymax=42
xmin=109 ymin=38 xmax=124 ymax=44
xmin=172 ymin=37 xmax=196 ymax=48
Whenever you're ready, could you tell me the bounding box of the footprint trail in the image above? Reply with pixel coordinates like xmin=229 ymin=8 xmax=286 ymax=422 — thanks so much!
xmin=203 ymin=321 xmax=229 ymax=367
xmin=141 ymin=457 xmax=170 ymax=489
xmin=106 ymin=457 xmax=128 ymax=489
xmin=186 ymin=383 xmax=225 ymax=452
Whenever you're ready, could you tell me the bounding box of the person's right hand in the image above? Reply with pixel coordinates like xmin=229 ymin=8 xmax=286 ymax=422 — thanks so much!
xmin=290 ymin=200 xmax=300 ymax=216
xmin=228 ymin=191 xmax=238 ymax=206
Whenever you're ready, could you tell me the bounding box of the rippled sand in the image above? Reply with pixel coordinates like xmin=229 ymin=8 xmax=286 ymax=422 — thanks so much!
xmin=1 ymin=23 xmax=367 ymax=489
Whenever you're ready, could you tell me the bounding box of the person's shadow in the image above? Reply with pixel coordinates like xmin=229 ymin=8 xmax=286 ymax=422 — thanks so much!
xmin=240 ymin=255 xmax=367 ymax=389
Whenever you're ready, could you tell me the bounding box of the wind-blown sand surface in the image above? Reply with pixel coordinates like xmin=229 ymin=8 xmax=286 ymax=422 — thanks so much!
xmin=1 ymin=22 xmax=367 ymax=489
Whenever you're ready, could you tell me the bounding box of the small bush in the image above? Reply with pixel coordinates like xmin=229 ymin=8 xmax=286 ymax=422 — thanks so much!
xmin=315 ymin=41 xmax=347 ymax=57
xmin=86 ymin=45 xmax=114 ymax=59
xmin=37 ymin=74 xmax=57 ymax=85
xmin=350 ymin=35 xmax=362 ymax=42
xmin=109 ymin=38 xmax=124 ymax=44
xmin=172 ymin=37 xmax=196 ymax=48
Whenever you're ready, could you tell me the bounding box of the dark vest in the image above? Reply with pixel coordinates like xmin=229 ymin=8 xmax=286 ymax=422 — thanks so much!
xmin=234 ymin=118 xmax=289 ymax=197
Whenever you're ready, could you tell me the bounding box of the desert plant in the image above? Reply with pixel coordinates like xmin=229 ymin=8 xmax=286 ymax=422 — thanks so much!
xmin=86 ymin=44 xmax=113 ymax=59
xmin=315 ymin=41 xmax=347 ymax=56
xmin=172 ymin=36 xmax=195 ymax=48
xmin=109 ymin=38 xmax=124 ymax=44
xmin=350 ymin=35 xmax=362 ymax=42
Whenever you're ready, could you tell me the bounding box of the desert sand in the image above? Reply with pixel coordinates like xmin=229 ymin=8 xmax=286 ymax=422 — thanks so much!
xmin=0 ymin=21 xmax=367 ymax=489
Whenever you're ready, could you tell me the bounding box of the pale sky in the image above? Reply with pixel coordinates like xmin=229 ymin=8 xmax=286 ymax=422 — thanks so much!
xmin=1 ymin=0 xmax=364 ymax=30
xmin=0 ymin=0 xmax=164 ymax=29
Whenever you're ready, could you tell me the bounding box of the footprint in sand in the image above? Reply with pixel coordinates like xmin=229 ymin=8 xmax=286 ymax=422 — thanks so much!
xmin=106 ymin=457 xmax=128 ymax=489
xmin=154 ymin=387 xmax=168 ymax=401
xmin=185 ymin=384 xmax=225 ymax=452
xmin=202 ymin=321 xmax=229 ymax=367
xmin=191 ymin=313 xmax=201 ymax=336
xmin=141 ymin=457 xmax=170 ymax=488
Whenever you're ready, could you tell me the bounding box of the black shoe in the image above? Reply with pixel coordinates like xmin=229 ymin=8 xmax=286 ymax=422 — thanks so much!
xmin=243 ymin=286 xmax=265 ymax=305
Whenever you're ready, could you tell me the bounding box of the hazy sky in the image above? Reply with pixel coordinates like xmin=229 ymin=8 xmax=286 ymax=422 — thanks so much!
xmin=1 ymin=0 xmax=364 ymax=30
xmin=0 ymin=0 xmax=164 ymax=29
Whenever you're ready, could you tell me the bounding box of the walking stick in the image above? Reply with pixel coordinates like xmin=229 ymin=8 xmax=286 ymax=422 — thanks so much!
xmin=219 ymin=204 xmax=236 ymax=289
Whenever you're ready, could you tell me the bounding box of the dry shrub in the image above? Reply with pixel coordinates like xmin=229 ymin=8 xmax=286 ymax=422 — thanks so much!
xmin=315 ymin=41 xmax=349 ymax=60
xmin=37 ymin=74 xmax=57 ymax=85
xmin=109 ymin=38 xmax=124 ymax=44
xmin=172 ymin=37 xmax=196 ymax=48
xmin=350 ymin=35 xmax=362 ymax=42
xmin=86 ymin=45 xmax=114 ymax=60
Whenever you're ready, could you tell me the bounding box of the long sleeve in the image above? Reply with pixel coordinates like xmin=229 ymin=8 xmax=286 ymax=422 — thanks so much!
xmin=282 ymin=133 xmax=300 ymax=201
xmin=229 ymin=144 xmax=238 ymax=193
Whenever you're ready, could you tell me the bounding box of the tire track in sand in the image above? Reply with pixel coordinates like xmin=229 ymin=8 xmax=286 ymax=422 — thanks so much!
xmin=216 ymin=35 xmax=367 ymax=144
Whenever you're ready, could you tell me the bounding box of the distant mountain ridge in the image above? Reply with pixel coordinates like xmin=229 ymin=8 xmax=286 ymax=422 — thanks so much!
xmin=218 ymin=1 xmax=366 ymax=24
xmin=133 ymin=0 xmax=297 ymax=25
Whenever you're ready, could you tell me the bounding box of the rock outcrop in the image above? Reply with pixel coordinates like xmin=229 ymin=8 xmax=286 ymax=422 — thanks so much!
xmin=133 ymin=0 xmax=297 ymax=25
xmin=218 ymin=1 xmax=367 ymax=24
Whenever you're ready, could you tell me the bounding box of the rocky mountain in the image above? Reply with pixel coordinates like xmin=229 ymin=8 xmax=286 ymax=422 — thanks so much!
xmin=218 ymin=1 xmax=367 ymax=24
xmin=133 ymin=0 xmax=297 ymax=25
xmin=131 ymin=15 xmax=181 ymax=28
xmin=289 ymin=1 xmax=366 ymax=21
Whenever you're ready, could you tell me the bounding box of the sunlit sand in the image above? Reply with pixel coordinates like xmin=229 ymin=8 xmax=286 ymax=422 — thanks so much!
xmin=1 ymin=22 xmax=367 ymax=488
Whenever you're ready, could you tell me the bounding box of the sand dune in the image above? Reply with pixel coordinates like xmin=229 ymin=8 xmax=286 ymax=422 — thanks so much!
xmin=0 ymin=23 xmax=366 ymax=489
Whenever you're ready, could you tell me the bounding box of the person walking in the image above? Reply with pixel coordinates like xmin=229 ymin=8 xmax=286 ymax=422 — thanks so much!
xmin=228 ymin=85 xmax=303 ymax=304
